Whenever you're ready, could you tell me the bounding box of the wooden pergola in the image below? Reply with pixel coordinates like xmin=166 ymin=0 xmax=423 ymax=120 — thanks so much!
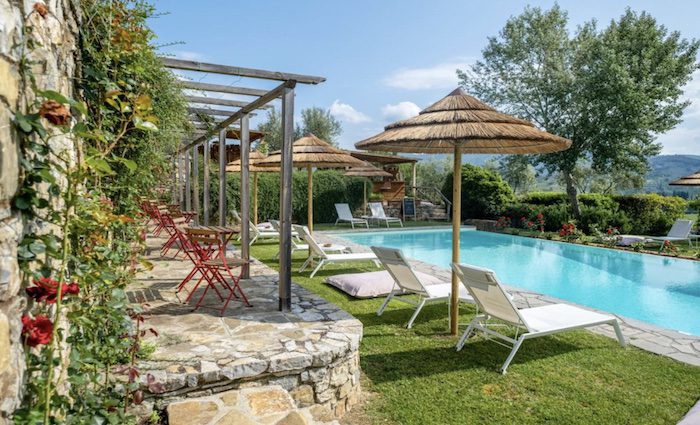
xmin=163 ymin=57 xmax=325 ymax=311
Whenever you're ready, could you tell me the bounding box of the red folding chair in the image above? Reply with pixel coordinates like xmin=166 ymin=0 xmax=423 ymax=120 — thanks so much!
xmin=160 ymin=211 xmax=189 ymax=257
xmin=184 ymin=228 xmax=250 ymax=315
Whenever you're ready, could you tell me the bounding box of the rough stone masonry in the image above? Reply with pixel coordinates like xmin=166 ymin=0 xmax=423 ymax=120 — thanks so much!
xmin=0 ymin=0 xmax=80 ymax=421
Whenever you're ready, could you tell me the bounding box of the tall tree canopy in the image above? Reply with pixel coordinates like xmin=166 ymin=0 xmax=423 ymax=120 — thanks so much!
xmin=458 ymin=5 xmax=698 ymax=217
xmin=256 ymin=106 xmax=342 ymax=151
xmin=294 ymin=107 xmax=342 ymax=144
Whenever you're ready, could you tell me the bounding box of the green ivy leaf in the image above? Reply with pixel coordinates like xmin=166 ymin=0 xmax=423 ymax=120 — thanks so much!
xmin=40 ymin=90 xmax=70 ymax=104
xmin=85 ymin=157 xmax=114 ymax=175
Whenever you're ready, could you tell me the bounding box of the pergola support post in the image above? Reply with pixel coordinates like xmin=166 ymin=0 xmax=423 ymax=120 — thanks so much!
xmin=411 ymin=162 xmax=417 ymax=200
xmin=203 ymin=140 xmax=210 ymax=225
xmin=192 ymin=144 xmax=200 ymax=224
xmin=253 ymin=173 xmax=258 ymax=225
xmin=185 ymin=149 xmax=192 ymax=211
xmin=218 ymin=129 xmax=227 ymax=226
xmin=279 ymin=86 xmax=295 ymax=312
xmin=307 ymin=165 xmax=313 ymax=232
xmin=178 ymin=153 xmax=185 ymax=207
xmin=240 ymin=114 xmax=251 ymax=279
xmin=450 ymin=145 xmax=462 ymax=335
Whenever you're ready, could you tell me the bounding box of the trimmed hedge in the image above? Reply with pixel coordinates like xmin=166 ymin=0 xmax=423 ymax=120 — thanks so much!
xmin=205 ymin=169 xmax=368 ymax=224
xmin=504 ymin=192 xmax=687 ymax=235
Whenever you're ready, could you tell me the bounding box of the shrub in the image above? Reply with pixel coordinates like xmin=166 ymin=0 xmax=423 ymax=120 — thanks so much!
xmin=443 ymin=164 xmax=515 ymax=219
xmin=539 ymin=203 xmax=571 ymax=231
xmin=614 ymin=194 xmax=687 ymax=235
xmin=520 ymin=192 xmax=567 ymax=205
xmin=501 ymin=203 xmax=538 ymax=227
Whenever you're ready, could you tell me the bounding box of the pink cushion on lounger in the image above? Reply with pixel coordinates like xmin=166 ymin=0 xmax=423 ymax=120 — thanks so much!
xmin=325 ymin=270 xmax=446 ymax=298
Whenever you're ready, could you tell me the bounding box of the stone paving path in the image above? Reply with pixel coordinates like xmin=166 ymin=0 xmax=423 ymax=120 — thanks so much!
xmin=317 ymin=230 xmax=700 ymax=367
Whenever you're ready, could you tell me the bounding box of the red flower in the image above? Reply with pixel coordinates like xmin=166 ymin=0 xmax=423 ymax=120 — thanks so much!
xmin=26 ymin=277 xmax=79 ymax=304
xmin=536 ymin=213 xmax=543 ymax=220
xmin=21 ymin=315 xmax=53 ymax=347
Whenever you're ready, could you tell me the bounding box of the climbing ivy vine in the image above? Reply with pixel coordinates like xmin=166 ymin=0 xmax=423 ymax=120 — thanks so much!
xmin=11 ymin=1 xmax=189 ymax=423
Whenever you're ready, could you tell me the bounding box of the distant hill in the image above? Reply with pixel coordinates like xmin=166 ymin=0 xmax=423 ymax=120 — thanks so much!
xmin=645 ymin=155 xmax=700 ymax=195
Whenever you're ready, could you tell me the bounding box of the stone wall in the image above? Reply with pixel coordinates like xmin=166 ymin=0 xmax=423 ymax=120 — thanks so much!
xmin=0 ymin=0 xmax=80 ymax=421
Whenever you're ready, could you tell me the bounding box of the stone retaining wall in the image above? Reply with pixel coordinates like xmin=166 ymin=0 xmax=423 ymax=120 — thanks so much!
xmin=0 ymin=1 xmax=80 ymax=421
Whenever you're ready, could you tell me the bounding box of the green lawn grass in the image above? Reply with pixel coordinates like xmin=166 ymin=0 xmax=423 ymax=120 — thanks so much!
xmin=248 ymin=240 xmax=700 ymax=425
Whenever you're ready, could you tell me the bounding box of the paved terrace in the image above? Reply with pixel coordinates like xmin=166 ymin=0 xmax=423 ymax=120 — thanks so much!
xmin=128 ymin=236 xmax=362 ymax=424
xmin=316 ymin=228 xmax=700 ymax=367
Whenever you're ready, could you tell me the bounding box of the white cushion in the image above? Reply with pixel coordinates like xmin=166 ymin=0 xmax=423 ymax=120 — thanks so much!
xmin=325 ymin=270 xmax=445 ymax=299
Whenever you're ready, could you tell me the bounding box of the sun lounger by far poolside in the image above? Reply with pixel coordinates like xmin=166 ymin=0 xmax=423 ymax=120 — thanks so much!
xmin=452 ymin=262 xmax=626 ymax=374
xmin=362 ymin=202 xmax=403 ymax=228
xmin=297 ymin=225 xmax=380 ymax=277
xmin=373 ymin=246 xmax=473 ymax=329
xmin=334 ymin=203 xmax=369 ymax=229
xmin=618 ymin=219 xmax=695 ymax=250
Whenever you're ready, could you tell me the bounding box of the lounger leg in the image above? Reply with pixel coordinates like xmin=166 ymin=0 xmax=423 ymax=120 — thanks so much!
xmin=501 ymin=336 xmax=526 ymax=374
xmin=335 ymin=219 xmax=339 ymax=226
xmin=611 ymin=320 xmax=627 ymax=347
xmin=406 ymin=298 xmax=426 ymax=329
xmin=309 ymin=260 xmax=326 ymax=278
xmin=376 ymin=292 xmax=395 ymax=316
xmin=299 ymin=256 xmax=313 ymax=272
xmin=351 ymin=221 xmax=354 ymax=229
xmin=455 ymin=317 xmax=480 ymax=351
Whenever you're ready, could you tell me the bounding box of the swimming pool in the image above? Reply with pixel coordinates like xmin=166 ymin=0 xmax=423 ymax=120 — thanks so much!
xmin=335 ymin=228 xmax=700 ymax=336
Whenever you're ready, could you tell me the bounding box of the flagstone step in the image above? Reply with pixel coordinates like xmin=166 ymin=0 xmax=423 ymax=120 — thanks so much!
xmin=167 ymin=385 xmax=339 ymax=425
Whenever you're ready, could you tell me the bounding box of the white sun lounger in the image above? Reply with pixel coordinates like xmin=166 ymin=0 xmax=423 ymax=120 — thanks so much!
xmin=248 ymin=220 xmax=280 ymax=245
xmin=373 ymin=246 xmax=474 ymax=329
xmin=334 ymin=203 xmax=369 ymax=229
xmin=646 ymin=219 xmax=695 ymax=249
xmin=297 ymin=225 xmax=380 ymax=278
xmin=363 ymin=202 xmax=403 ymax=228
xmin=452 ymin=262 xmax=626 ymax=374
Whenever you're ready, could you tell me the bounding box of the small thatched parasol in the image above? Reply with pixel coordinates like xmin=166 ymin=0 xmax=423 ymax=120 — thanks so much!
xmin=343 ymin=161 xmax=392 ymax=214
xmin=355 ymin=88 xmax=571 ymax=335
xmin=256 ymin=134 xmax=365 ymax=231
xmin=669 ymin=171 xmax=700 ymax=186
xmin=226 ymin=150 xmax=279 ymax=225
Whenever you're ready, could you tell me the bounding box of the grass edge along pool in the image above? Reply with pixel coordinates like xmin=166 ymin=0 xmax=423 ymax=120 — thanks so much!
xmin=334 ymin=228 xmax=700 ymax=336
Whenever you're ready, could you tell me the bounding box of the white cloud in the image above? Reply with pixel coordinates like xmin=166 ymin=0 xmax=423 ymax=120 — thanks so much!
xmin=384 ymin=60 xmax=472 ymax=90
xmin=172 ymin=50 xmax=206 ymax=61
xmin=329 ymin=100 xmax=371 ymax=124
xmin=658 ymin=70 xmax=700 ymax=155
xmin=381 ymin=101 xmax=421 ymax=121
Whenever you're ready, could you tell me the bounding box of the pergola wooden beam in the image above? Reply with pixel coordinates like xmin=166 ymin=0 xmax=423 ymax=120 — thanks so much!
xmin=188 ymin=107 xmax=241 ymax=117
xmin=180 ymin=79 xmax=296 ymax=153
xmin=186 ymin=95 xmax=272 ymax=109
xmin=163 ymin=57 xmax=326 ymax=85
xmin=181 ymin=80 xmax=268 ymax=97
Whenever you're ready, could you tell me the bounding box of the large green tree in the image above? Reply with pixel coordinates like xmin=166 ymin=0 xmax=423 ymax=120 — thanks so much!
xmin=256 ymin=106 xmax=342 ymax=151
xmin=294 ymin=106 xmax=342 ymax=144
xmin=498 ymin=155 xmax=537 ymax=194
xmin=458 ymin=6 xmax=698 ymax=218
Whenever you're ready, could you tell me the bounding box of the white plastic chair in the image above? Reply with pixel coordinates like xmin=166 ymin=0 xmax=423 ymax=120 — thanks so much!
xmin=334 ymin=203 xmax=369 ymax=229
xmin=297 ymin=225 xmax=379 ymax=277
xmin=373 ymin=246 xmax=473 ymax=329
xmin=452 ymin=262 xmax=626 ymax=374
xmin=363 ymin=202 xmax=403 ymax=228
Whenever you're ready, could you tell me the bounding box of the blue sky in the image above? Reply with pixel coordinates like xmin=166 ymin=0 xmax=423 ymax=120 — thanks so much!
xmin=150 ymin=0 xmax=700 ymax=155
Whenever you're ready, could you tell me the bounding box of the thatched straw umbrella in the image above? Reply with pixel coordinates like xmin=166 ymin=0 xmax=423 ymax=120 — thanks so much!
xmin=256 ymin=134 xmax=365 ymax=232
xmin=226 ymin=150 xmax=279 ymax=225
xmin=670 ymin=171 xmax=700 ymax=186
xmin=355 ymin=88 xmax=571 ymax=335
xmin=343 ymin=161 xmax=392 ymax=214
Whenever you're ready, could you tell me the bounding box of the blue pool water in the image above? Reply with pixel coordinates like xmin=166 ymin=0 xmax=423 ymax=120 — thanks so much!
xmin=335 ymin=228 xmax=700 ymax=336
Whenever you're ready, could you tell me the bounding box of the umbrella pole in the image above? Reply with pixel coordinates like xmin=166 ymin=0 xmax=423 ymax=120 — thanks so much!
xmin=363 ymin=180 xmax=367 ymax=214
xmin=450 ymin=146 xmax=462 ymax=335
xmin=253 ymin=172 xmax=258 ymax=226
xmin=307 ymin=165 xmax=313 ymax=232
